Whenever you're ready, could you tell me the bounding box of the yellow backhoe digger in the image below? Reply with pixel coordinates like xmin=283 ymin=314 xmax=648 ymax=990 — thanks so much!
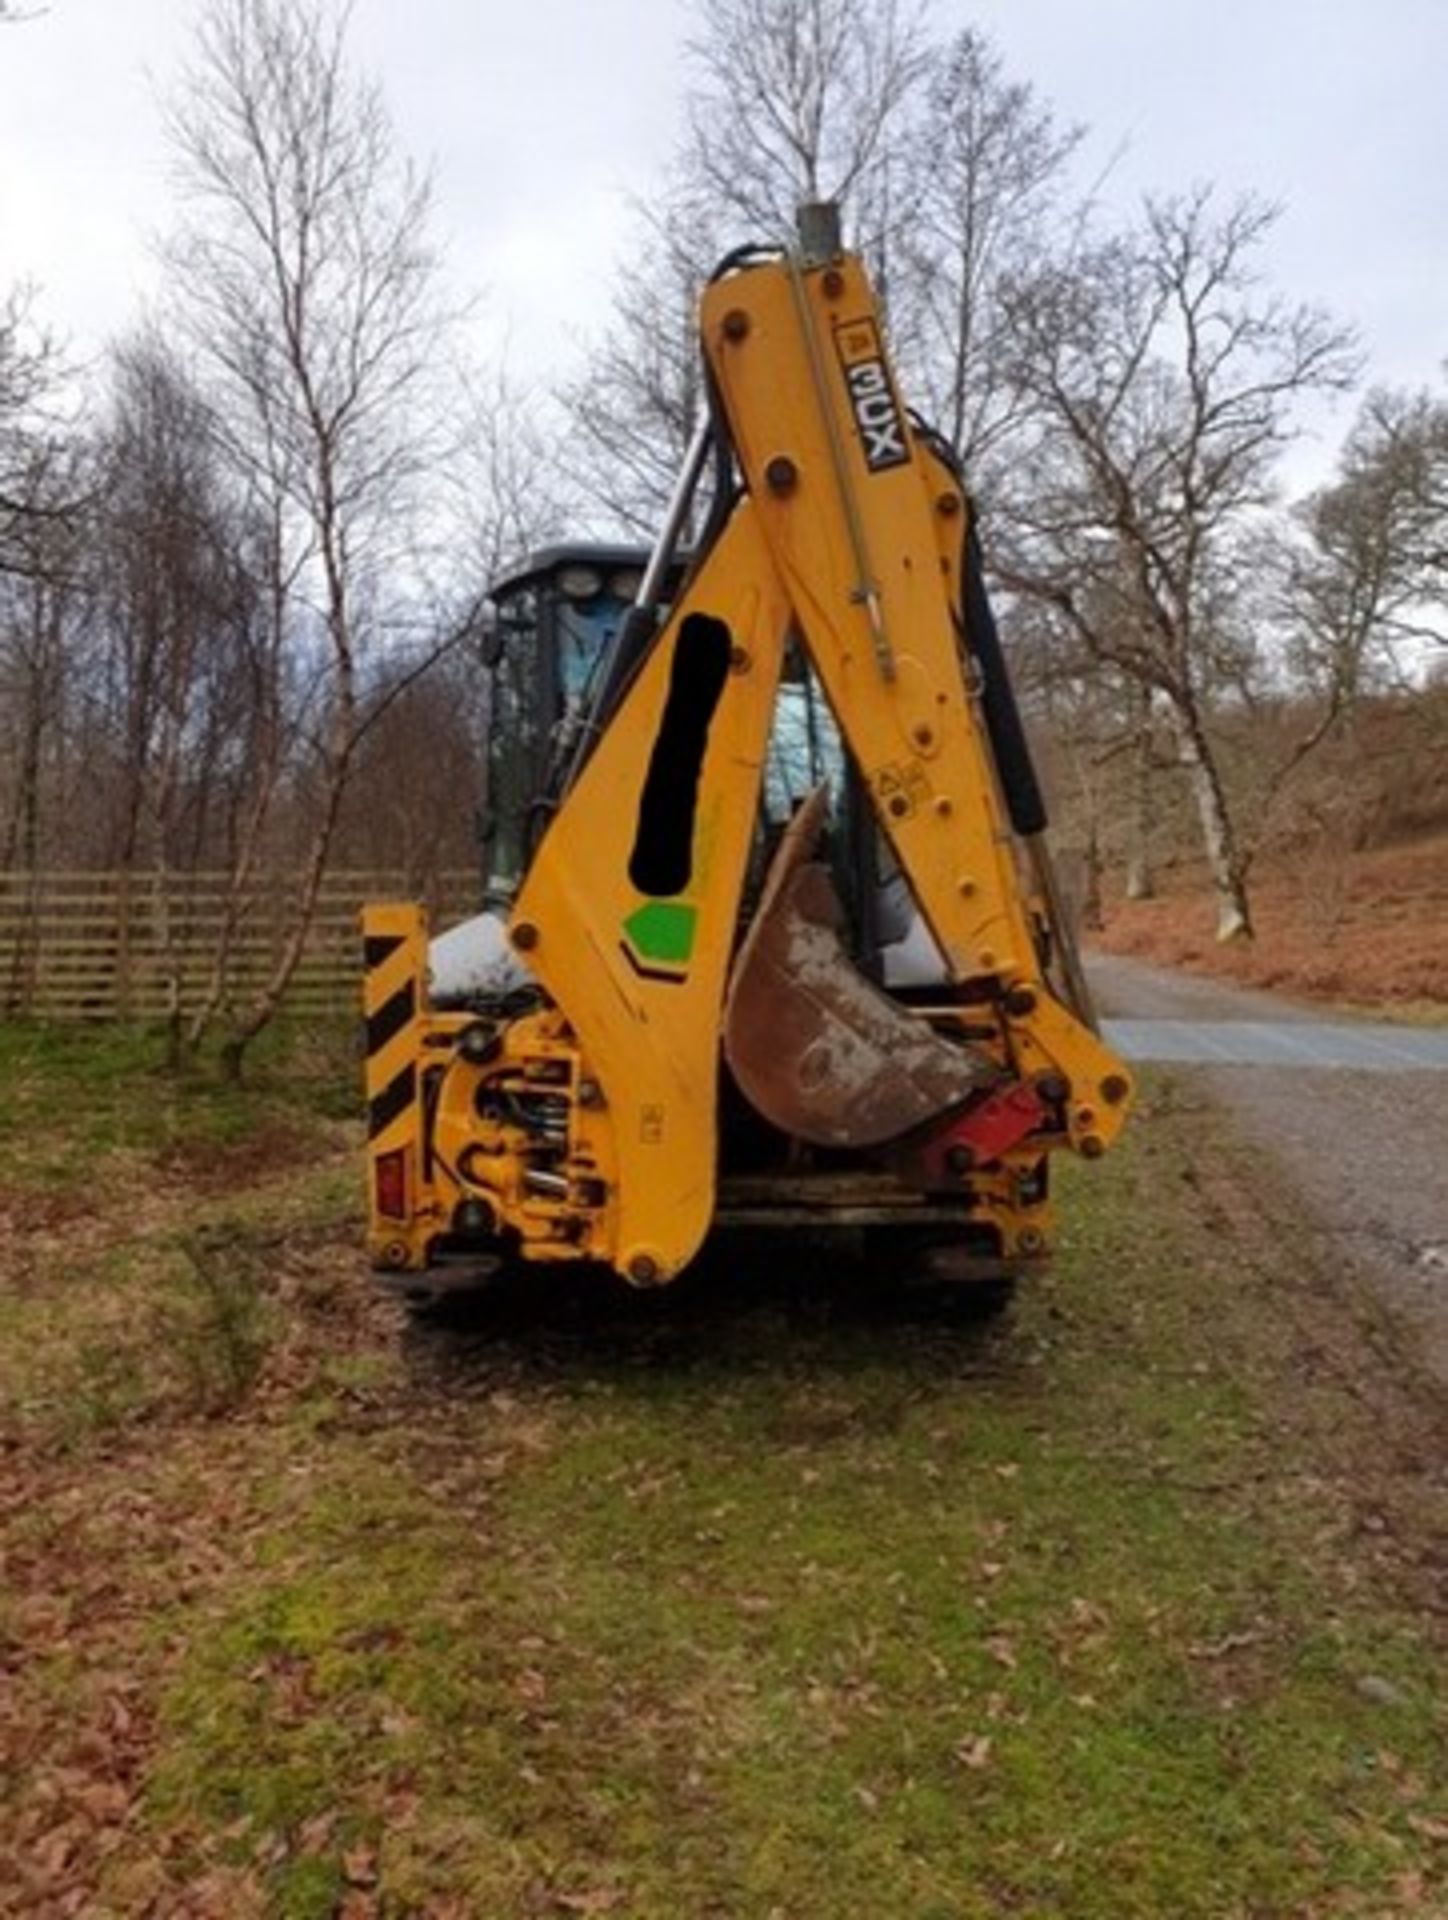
xmin=361 ymin=205 xmax=1132 ymax=1305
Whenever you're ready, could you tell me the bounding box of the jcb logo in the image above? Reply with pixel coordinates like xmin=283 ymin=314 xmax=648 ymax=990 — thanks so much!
xmin=836 ymin=319 xmax=910 ymax=473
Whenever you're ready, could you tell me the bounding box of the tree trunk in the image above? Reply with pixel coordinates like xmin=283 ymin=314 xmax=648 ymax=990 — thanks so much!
xmin=184 ymin=649 xmax=285 ymax=1061
xmin=1173 ymin=704 xmax=1252 ymax=942
xmin=217 ymin=725 xmax=353 ymax=1083
xmin=1124 ymin=693 xmax=1155 ymax=901
xmin=3 ymin=668 xmax=44 ymax=1015
xmin=1123 ymin=852 xmax=1154 ymax=901
xmin=1081 ymin=819 xmax=1104 ymax=932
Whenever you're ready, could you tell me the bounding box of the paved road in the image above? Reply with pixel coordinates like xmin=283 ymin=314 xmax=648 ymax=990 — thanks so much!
xmin=1086 ymin=953 xmax=1448 ymax=1388
xmin=1104 ymin=1015 xmax=1448 ymax=1070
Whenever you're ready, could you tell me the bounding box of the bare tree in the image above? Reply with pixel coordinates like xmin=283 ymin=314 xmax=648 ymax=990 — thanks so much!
xmin=0 ymin=288 xmax=81 ymax=584
xmin=0 ymin=293 xmax=86 ymax=923
xmin=683 ymin=0 xmax=928 ymax=256
xmin=335 ymin=649 xmax=486 ymax=881
xmin=1290 ymin=387 xmax=1448 ymax=696
xmin=163 ymin=0 xmax=453 ymax=1075
xmin=0 ymin=446 xmax=88 ymax=1008
xmin=450 ymin=363 xmax=568 ymax=583
xmin=92 ymin=337 xmax=224 ymax=866
xmin=998 ymin=190 xmax=1358 ymax=940
xmin=561 ymin=0 xmax=929 ymax=535
xmin=896 ymin=27 xmax=1082 ymax=477
xmin=557 ymin=185 xmax=730 ymax=534
xmin=81 ymin=333 xmax=256 ymax=1045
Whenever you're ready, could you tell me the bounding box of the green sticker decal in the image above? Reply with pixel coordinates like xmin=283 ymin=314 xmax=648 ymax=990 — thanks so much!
xmin=623 ymin=900 xmax=698 ymax=969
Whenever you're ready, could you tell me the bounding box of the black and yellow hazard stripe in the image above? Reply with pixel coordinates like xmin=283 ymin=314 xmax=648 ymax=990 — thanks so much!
xmin=361 ymin=904 xmax=429 ymax=1261
xmin=365 ymin=951 xmax=417 ymax=1137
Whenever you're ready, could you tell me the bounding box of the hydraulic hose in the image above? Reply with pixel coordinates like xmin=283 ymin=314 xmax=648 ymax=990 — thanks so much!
xmin=961 ymin=523 xmax=1048 ymax=838
xmin=958 ymin=518 xmax=1097 ymax=1025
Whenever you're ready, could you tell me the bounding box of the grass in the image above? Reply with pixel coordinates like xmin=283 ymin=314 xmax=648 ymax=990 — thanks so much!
xmin=2 ymin=1032 xmax=1445 ymax=1916
xmin=0 ymin=1018 xmax=359 ymax=1450
xmin=0 ymin=1015 xmax=358 ymax=1171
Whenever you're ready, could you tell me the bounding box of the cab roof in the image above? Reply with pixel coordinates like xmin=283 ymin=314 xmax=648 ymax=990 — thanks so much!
xmin=489 ymin=542 xmax=651 ymax=599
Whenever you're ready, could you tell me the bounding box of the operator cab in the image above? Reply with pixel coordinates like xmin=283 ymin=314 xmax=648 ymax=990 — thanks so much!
xmin=481 ymin=541 xmax=864 ymax=922
xmin=481 ymin=544 xmax=650 ymax=908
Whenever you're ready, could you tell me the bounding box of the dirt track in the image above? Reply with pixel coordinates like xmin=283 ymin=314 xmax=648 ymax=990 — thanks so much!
xmin=1088 ymin=952 xmax=1448 ymax=1389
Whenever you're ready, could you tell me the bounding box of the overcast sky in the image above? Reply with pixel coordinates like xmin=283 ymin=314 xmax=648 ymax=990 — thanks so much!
xmin=2 ymin=0 xmax=1444 ymax=479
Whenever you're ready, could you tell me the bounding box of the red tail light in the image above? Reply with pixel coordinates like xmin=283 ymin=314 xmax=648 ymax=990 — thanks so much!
xmin=374 ymin=1148 xmax=407 ymax=1219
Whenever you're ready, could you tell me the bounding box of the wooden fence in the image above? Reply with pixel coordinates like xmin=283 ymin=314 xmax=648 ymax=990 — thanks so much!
xmin=0 ymin=869 xmax=480 ymax=1021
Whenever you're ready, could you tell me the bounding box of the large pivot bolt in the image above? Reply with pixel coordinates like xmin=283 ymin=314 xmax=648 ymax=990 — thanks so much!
xmin=458 ymin=1021 xmax=500 ymax=1065
xmin=765 ymin=456 xmax=799 ymax=497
